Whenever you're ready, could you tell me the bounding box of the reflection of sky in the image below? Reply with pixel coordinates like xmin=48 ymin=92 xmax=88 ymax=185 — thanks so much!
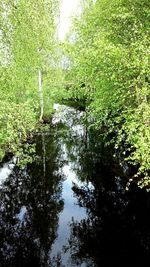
xmin=17 ymin=206 xmax=27 ymax=221
xmin=0 ymin=158 xmax=16 ymax=187
xmin=51 ymin=147 xmax=87 ymax=257
xmin=51 ymin=105 xmax=88 ymax=265
xmin=53 ymin=103 xmax=85 ymax=136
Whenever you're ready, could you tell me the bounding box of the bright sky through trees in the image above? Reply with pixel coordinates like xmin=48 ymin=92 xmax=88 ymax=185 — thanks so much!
xmin=58 ymin=0 xmax=80 ymax=40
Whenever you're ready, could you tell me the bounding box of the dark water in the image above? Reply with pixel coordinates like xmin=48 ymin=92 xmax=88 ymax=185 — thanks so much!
xmin=0 ymin=104 xmax=150 ymax=267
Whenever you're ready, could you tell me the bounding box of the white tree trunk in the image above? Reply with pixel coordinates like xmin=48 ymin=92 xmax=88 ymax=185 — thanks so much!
xmin=38 ymin=70 xmax=44 ymax=121
xmin=42 ymin=133 xmax=46 ymax=177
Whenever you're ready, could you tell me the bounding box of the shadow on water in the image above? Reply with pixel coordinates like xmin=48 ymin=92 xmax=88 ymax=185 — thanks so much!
xmin=0 ymin=121 xmax=65 ymax=267
xmin=0 ymin=104 xmax=150 ymax=267
xmin=67 ymin=169 xmax=150 ymax=267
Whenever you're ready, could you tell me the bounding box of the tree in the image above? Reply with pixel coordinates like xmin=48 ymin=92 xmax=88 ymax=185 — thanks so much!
xmin=0 ymin=0 xmax=60 ymax=158
xmin=65 ymin=0 xmax=150 ymax=188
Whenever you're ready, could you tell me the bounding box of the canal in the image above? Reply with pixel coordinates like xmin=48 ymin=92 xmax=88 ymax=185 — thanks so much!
xmin=0 ymin=104 xmax=150 ymax=267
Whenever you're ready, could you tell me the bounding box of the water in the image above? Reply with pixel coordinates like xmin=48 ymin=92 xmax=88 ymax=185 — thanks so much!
xmin=0 ymin=104 xmax=150 ymax=267
xmin=0 ymin=157 xmax=16 ymax=187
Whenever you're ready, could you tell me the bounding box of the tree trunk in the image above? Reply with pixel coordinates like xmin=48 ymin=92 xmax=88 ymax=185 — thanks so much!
xmin=42 ymin=133 xmax=46 ymax=177
xmin=38 ymin=70 xmax=44 ymax=122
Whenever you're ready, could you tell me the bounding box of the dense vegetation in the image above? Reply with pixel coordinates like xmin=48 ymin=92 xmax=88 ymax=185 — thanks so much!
xmin=0 ymin=0 xmax=64 ymax=159
xmin=0 ymin=0 xmax=150 ymax=189
xmin=64 ymin=0 xmax=150 ymax=188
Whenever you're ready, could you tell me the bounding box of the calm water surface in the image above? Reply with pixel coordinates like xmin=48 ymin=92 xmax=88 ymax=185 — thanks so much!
xmin=0 ymin=104 xmax=150 ymax=267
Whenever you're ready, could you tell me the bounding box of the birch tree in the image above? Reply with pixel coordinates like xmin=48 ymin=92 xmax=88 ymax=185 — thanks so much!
xmin=0 ymin=0 xmax=60 ymax=158
xmin=65 ymin=0 xmax=150 ymax=188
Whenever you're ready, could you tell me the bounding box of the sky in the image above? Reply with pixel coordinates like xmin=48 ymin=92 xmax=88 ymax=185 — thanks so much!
xmin=58 ymin=0 xmax=80 ymax=40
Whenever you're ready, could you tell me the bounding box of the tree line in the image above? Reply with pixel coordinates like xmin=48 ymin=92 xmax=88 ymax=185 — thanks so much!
xmin=0 ymin=0 xmax=150 ymax=189
xmin=64 ymin=0 xmax=150 ymax=189
xmin=0 ymin=0 xmax=63 ymax=159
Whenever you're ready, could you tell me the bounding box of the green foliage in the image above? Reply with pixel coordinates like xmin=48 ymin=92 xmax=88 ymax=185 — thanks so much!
xmin=42 ymin=67 xmax=67 ymax=116
xmin=65 ymin=0 xmax=150 ymax=188
xmin=0 ymin=100 xmax=36 ymax=158
xmin=0 ymin=0 xmax=61 ymax=160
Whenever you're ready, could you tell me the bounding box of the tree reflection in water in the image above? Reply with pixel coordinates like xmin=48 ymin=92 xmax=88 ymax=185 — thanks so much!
xmin=0 ymin=105 xmax=150 ymax=267
xmin=66 ymin=139 xmax=150 ymax=267
xmin=51 ymin=107 xmax=150 ymax=267
xmin=0 ymin=125 xmax=65 ymax=267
